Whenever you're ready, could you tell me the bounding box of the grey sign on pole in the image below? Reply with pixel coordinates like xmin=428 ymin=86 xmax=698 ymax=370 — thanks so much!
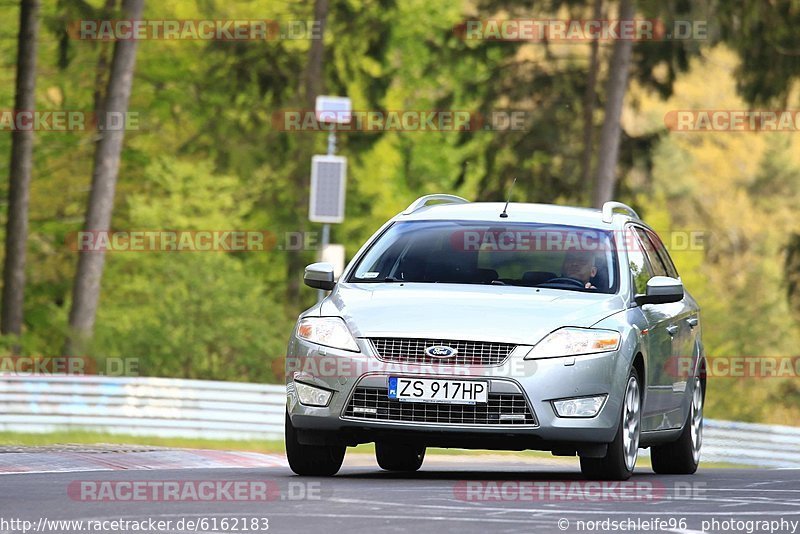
xmin=312 ymin=96 xmax=350 ymax=302
xmin=315 ymin=95 xmax=352 ymax=124
xmin=309 ymin=155 xmax=347 ymax=224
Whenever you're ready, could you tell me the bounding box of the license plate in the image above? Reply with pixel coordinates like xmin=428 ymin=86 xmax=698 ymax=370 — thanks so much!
xmin=388 ymin=377 xmax=488 ymax=405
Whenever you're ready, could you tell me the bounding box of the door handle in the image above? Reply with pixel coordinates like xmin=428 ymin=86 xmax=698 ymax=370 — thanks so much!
xmin=666 ymin=325 xmax=679 ymax=336
xmin=686 ymin=317 xmax=699 ymax=328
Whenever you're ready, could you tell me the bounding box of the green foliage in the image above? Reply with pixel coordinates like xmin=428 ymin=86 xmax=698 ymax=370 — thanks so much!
xmin=93 ymin=251 xmax=289 ymax=382
xmin=633 ymin=46 xmax=800 ymax=424
xmin=89 ymin=158 xmax=291 ymax=382
xmin=716 ymin=0 xmax=800 ymax=104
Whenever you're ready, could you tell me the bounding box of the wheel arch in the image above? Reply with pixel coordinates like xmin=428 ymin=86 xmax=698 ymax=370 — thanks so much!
xmin=632 ymin=351 xmax=646 ymax=404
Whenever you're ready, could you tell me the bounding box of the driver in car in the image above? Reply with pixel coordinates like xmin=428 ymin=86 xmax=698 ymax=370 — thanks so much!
xmin=560 ymin=251 xmax=598 ymax=289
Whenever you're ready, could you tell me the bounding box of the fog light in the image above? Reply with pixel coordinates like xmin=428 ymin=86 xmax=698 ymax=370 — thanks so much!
xmin=295 ymin=381 xmax=333 ymax=407
xmin=552 ymin=395 xmax=607 ymax=417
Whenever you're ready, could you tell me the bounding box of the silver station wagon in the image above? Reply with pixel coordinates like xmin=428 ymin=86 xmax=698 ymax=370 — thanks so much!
xmin=285 ymin=195 xmax=705 ymax=480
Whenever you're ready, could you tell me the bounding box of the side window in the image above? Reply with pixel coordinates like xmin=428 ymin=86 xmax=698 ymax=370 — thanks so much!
xmin=625 ymin=227 xmax=653 ymax=294
xmin=634 ymin=227 xmax=668 ymax=277
xmin=646 ymin=229 xmax=680 ymax=279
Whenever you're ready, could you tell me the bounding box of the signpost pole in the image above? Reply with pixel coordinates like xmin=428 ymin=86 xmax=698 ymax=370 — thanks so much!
xmin=317 ymin=130 xmax=336 ymax=302
xmin=311 ymin=96 xmax=350 ymax=303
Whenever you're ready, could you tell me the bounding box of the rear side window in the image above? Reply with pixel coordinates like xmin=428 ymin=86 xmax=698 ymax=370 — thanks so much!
xmin=645 ymin=229 xmax=680 ymax=279
xmin=633 ymin=227 xmax=668 ymax=277
xmin=625 ymin=227 xmax=654 ymax=294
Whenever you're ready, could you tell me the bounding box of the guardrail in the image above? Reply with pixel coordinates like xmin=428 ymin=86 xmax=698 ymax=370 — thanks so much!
xmin=692 ymin=419 xmax=800 ymax=468
xmin=0 ymin=375 xmax=285 ymax=441
xmin=2 ymin=374 xmax=799 ymax=468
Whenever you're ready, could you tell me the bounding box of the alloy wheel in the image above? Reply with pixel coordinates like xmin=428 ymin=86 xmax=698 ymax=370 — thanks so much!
xmin=622 ymin=375 xmax=641 ymax=471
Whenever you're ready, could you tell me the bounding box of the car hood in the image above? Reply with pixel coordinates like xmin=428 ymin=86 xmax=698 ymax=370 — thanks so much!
xmin=318 ymin=283 xmax=626 ymax=346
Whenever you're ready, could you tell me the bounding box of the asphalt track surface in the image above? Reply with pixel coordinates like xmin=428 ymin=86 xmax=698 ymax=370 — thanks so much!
xmin=1 ymin=448 xmax=799 ymax=534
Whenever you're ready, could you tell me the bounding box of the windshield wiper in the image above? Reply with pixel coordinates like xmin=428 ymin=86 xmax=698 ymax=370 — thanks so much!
xmin=535 ymin=283 xmax=595 ymax=293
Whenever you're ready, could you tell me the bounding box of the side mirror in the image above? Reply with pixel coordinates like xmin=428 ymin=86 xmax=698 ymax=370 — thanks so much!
xmin=635 ymin=276 xmax=684 ymax=306
xmin=304 ymin=262 xmax=336 ymax=291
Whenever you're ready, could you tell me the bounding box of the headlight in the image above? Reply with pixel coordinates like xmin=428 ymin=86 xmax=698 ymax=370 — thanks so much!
xmin=552 ymin=395 xmax=607 ymax=417
xmin=296 ymin=317 xmax=360 ymax=352
xmin=525 ymin=327 xmax=620 ymax=359
xmin=295 ymin=381 xmax=333 ymax=407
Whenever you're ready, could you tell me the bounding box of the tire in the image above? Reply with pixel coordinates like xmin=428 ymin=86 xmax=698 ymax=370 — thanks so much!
xmin=285 ymin=412 xmax=345 ymax=476
xmin=375 ymin=442 xmax=426 ymax=472
xmin=651 ymin=376 xmax=703 ymax=475
xmin=580 ymin=368 xmax=642 ymax=481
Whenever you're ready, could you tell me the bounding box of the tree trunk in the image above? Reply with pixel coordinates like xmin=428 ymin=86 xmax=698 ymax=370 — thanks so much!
xmin=93 ymin=0 xmax=118 ymax=115
xmin=592 ymin=0 xmax=635 ymax=208
xmin=786 ymin=233 xmax=800 ymax=318
xmin=66 ymin=0 xmax=144 ymax=354
xmin=285 ymin=0 xmax=330 ymax=310
xmin=580 ymin=0 xmax=603 ymax=205
xmin=1 ymin=0 xmax=41 ymax=347
xmin=304 ymin=0 xmax=329 ymax=111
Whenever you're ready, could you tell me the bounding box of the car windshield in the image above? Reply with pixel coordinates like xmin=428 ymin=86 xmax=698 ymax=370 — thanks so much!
xmin=349 ymin=220 xmax=619 ymax=294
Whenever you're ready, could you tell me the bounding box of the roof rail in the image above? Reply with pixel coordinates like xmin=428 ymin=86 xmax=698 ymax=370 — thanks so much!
xmin=602 ymin=201 xmax=639 ymax=223
xmin=402 ymin=194 xmax=469 ymax=215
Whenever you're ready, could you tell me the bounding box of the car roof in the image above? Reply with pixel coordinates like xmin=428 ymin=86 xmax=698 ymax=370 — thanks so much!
xmin=395 ymin=201 xmax=637 ymax=229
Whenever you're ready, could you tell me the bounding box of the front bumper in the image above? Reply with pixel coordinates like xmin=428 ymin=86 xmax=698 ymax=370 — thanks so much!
xmin=285 ymin=335 xmax=631 ymax=450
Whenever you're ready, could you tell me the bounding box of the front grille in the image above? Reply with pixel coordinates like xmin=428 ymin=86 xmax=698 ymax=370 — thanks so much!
xmin=343 ymin=387 xmax=537 ymax=425
xmin=370 ymin=338 xmax=516 ymax=366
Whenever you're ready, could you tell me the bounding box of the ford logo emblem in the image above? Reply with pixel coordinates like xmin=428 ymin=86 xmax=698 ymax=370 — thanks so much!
xmin=425 ymin=345 xmax=458 ymax=358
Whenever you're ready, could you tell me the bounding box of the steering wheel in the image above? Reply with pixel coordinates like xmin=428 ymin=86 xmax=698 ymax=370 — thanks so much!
xmin=543 ymin=277 xmax=587 ymax=288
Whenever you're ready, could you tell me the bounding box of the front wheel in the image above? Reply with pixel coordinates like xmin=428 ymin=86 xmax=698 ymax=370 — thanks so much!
xmin=375 ymin=442 xmax=425 ymax=472
xmin=650 ymin=376 xmax=703 ymax=474
xmin=580 ymin=368 xmax=642 ymax=480
xmin=285 ymin=412 xmax=345 ymax=476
